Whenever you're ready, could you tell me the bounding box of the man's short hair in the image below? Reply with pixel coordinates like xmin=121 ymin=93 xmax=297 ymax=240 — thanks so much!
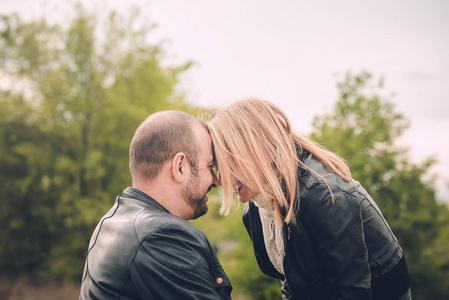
xmin=129 ymin=111 xmax=206 ymax=180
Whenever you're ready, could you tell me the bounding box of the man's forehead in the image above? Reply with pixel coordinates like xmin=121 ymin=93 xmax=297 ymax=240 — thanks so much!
xmin=194 ymin=125 xmax=213 ymax=160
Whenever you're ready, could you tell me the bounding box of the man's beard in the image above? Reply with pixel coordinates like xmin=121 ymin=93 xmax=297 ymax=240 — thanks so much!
xmin=182 ymin=174 xmax=209 ymax=220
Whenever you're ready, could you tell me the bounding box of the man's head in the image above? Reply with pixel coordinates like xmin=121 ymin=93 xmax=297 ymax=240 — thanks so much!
xmin=129 ymin=111 xmax=219 ymax=220
xmin=129 ymin=111 xmax=201 ymax=180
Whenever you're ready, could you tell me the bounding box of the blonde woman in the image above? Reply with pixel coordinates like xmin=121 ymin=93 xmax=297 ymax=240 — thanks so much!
xmin=208 ymin=98 xmax=411 ymax=300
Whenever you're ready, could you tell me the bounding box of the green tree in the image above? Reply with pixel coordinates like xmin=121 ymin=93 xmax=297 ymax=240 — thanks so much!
xmin=0 ymin=3 xmax=193 ymax=281
xmin=310 ymin=71 xmax=449 ymax=299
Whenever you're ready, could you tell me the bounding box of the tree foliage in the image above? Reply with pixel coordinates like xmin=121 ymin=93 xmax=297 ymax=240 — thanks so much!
xmin=0 ymin=4 xmax=193 ymax=281
xmin=310 ymin=71 xmax=449 ymax=299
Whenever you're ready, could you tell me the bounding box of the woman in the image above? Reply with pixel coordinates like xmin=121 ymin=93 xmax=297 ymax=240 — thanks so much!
xmin=208 ymin=98 xmax=411 ymax=300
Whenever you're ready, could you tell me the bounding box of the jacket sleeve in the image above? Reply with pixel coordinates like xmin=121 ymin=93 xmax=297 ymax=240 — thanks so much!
xmin=300 ymin=181 xmax=371 ymax=300
xmin=130 ymin=222 xmax=231 ymax=300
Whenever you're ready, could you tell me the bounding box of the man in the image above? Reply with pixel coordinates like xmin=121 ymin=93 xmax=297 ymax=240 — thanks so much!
xmin=80 ymin=111 xmax=232 ymax=299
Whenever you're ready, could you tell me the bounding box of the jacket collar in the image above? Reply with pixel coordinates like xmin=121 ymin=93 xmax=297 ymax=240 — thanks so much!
xmin=122 ymin=186 xmax=171 ymax=214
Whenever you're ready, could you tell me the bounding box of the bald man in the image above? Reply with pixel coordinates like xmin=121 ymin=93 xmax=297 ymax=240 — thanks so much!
xmin=80 ymin=111 xmax=232 ymax=299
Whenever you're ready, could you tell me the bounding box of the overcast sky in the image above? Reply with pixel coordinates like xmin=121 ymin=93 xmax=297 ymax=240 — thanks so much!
xmin=2 ymin=0 xmax=448 ymax=200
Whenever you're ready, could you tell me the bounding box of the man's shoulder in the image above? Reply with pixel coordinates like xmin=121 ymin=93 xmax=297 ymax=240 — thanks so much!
xmin=133 ymin=209 xmax=212 ymax=271
xmin=134 ymin=208 xmax=207 ymax=244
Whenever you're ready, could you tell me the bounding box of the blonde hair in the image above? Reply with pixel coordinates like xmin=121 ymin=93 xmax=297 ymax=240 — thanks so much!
xmin=208 ymin=98 xmax=351 ymax=224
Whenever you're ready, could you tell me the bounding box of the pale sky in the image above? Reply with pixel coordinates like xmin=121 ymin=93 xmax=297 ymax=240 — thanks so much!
xmin=2 ymin=0 xmax=448 ymax=200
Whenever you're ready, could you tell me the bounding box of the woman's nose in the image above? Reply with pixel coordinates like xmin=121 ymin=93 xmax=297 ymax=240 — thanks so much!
xmin=211 ymin=170 xmax=220 ymax=187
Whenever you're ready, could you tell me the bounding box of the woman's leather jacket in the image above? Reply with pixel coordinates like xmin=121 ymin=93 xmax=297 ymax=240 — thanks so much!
xmin=242 ymin=153 xmax=410 ymax=300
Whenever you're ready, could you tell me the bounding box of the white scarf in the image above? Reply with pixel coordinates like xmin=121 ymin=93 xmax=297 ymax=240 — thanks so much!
xmin=253 ymin=194 xmax=285 ymax=275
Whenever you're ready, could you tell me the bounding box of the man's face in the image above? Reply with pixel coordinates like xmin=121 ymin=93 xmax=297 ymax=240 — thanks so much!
xmin=182 ymin=125 xmax=219 ymax=220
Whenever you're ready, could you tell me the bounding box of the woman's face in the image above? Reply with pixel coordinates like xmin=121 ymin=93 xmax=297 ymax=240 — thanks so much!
xmin=234 ymin=182 xmax=256 ymax=203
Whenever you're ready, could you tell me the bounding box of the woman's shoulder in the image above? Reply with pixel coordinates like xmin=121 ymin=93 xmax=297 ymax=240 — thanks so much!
xmin=297 ymin=154 xmax=364 ymax=209
xmin=298 ymin=154 xmax=340 ymax=191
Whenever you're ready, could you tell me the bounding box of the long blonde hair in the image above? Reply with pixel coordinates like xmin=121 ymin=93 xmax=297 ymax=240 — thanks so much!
xmin=208 ymin=98 xmax=351 ymax=224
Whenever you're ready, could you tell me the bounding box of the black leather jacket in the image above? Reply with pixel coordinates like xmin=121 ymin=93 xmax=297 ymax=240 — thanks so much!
xmin=243 ymin=153 xmax=410 ymax=300
xmin=80 ymin=187 xmax=232 ymax=300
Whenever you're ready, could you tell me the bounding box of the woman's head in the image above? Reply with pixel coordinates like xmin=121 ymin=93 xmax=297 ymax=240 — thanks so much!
xmin=209 ymin=98 xmax=351 ymax=224
xmin=208 ymin=98 xmax=300 ymax=224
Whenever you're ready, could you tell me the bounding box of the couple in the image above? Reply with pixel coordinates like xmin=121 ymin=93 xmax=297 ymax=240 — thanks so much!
xmin=80 ymin=98 xmax=411 ymax=300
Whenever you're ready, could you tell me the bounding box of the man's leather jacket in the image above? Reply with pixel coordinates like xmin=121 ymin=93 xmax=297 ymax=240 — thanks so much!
xmin=80 ymin=187 xmax=232 ymax=299
xmin=243 ymin=152 xmax=410 ymax=300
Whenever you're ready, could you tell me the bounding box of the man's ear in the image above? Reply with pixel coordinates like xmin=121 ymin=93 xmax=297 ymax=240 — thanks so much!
xmin=171 ymin=152 xmax=188 ymax=183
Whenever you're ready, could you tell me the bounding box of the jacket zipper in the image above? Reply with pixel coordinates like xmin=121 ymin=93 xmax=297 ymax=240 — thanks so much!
xmin=285 ymin=223 xmax=306 ymax=272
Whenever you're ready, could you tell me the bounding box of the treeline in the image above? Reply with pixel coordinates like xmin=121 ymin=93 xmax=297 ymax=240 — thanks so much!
xmin=0 ymin=4 xmax=448 ymax=299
